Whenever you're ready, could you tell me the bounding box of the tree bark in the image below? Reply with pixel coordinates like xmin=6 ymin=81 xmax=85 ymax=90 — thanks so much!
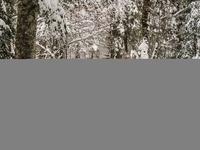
xmin=124 ymin=29 xmax=128 ymax=53
xmin=0 ymin=0 xmax=2 ymax=14
xmin=15 ymin=0 xmax=39 ymax=59
xmin=142 ymin=0 xmax=150 ymax=38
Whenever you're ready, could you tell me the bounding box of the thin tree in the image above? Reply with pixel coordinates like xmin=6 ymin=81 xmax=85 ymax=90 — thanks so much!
xmin=142 ymin=0 xmax=150 ymax=38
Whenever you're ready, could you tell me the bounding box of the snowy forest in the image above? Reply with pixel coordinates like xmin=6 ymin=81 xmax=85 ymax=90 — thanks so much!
xmin=0 ymin=0 xmax=200 ymax=59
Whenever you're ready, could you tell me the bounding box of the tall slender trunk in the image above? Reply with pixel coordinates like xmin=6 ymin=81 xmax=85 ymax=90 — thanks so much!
xmin=124 ymin=29 xmax=128 ymax=53
xmin=0 ymin=0 xmax=2 ymax=14
xmin=15 ymin=0 xmax=39 ymax=59
xmin=142 ymin=0 xmax=150 ymax=38
xmin=193 ymin=34 xmax=197 ymax=57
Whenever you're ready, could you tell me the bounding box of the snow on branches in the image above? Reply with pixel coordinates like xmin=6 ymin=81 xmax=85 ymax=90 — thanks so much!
xmin=36 ymin=0 xmax=140 ymax=59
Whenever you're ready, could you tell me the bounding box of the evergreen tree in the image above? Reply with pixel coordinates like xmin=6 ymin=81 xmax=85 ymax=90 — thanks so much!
xmin=106 ymin=0 xmax=141 ymax=59
xmin=176 ymin=0 xmax=200 ymax=58
xmin=0 ymin=0 xmax=16 ymax=59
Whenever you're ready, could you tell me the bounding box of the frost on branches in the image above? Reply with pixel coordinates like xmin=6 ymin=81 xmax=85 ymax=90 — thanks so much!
xmin=0 ymin=0 xmax=16 ymax=59
xmin=2 ymin=0 xmax=200 ymax=59
xmin=183 ymin=1 xmax=200 ymax=59
xmin=0 ymin=18 xmax=10 ymax=36
xmin=35 ymin=0 xmax=141 ymax=59
xmin=36 ymin=0 xmax=67 ymax=59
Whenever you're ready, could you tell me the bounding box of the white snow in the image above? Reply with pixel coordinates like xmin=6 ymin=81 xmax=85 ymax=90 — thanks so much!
xmin=92 ymin=44 xmax=98 ymax=51
xmin=139 ymin=39 xmax=149 ymax=59
xmin=0 ymin=19 xmax=10 ymax=30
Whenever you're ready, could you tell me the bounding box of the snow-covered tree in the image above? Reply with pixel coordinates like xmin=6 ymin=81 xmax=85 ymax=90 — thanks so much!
xmin=180 ymin=1 xmax=200 ymax=58
xmin=142 ymin=0 xmax=196 ymax=59
xmin=0 ymin=0 xmax=16 ymax=59
xmin=1 ymin=0 xmax=200 ymax=59
xmin=105 ymin=0 xmax=142 ymax=59
xmin=36 ymin=0 xmax=114 ymax=59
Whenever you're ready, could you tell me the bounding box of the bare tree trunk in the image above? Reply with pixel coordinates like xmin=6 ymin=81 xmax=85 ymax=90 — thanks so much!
xmin=15 ymin=0 xmax=39 ymax=59
xmin=142 ymin=0 xmax=150 ymax=38
xmin=0 ymin=1 xmax=2 ymax=14
xmin=124 ymin=30 xmax=128 ymax=53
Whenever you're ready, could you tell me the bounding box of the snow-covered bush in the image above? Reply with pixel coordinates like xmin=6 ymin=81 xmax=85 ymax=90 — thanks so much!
xmin=36 ymin=0 xmax=68 ymax=59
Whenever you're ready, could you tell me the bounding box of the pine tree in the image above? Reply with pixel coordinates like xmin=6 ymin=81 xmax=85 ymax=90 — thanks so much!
xmin=143 ymin=0 xmax=194 ymax=59
xmin=0 ymin=0 xmax=16 ymax=59
xmin=106 ymin=0 xmax=141 ymax=59
xmin=176 ymin=0 xmax=199 ymax=58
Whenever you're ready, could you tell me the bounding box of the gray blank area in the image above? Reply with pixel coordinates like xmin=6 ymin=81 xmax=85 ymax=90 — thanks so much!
xmin=0 ymin=60 xmax=200 ymax=150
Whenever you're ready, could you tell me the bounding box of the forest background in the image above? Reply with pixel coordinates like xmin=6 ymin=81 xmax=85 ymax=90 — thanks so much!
xmin=0 ymin=0 xmax=200 ymax=59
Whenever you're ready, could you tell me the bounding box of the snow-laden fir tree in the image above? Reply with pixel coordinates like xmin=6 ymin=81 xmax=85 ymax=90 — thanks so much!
xmin=1 ymin=0 xmax=200 ymax=59
xmin=0 ymin=0 xmax=16 ymax=59
xmin=105 ymin=0 xmax=142 ymax=59
xmin=180 ymin=1 xmax=200 ymax=59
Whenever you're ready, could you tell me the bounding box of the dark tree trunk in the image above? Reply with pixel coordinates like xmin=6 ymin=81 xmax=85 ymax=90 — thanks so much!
xmin=0 ymin=1 xmax=2 ymax=14
xmin=142 ymin=0 xmax=150 ymax=38
xmin=110 ymin=50 xmax=115 ymax=59
xmin=193 ymin=35 xmax=197 ymax=57
xmin=124 ymin=30 xmax=128 ymax=53
xmin=15 ymin=0 xmax=39 ymax=59
xmin=116 ymin=51 xmax=123 ymax=59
